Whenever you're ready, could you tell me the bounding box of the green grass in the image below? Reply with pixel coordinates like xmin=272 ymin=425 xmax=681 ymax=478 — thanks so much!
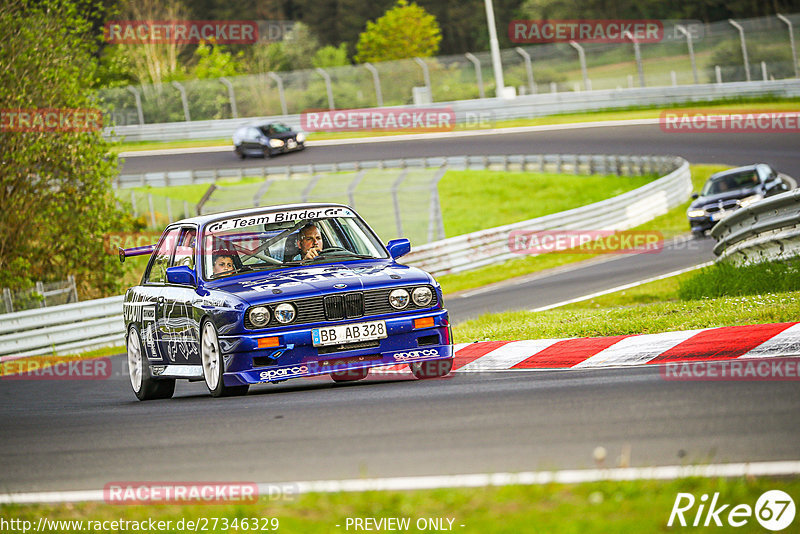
xmin=451 ymin=254 xmax=800 ymax=342
xmin=437 ymin=164 xmax=728 ymax=295
xmin=679 ymin=259 xmax=800 ymax=300
xmin=439 ymin=171 xmax=653 ymax=236
xmin=452 ymin=289 xmax=800 ymax=342
xmin=114 ymin=97 xmax=800 ymax=152
xmin=3 ymin=477 xmax=797 ymax=533
xmin=0 ymin=345 xmax=125 ymax=377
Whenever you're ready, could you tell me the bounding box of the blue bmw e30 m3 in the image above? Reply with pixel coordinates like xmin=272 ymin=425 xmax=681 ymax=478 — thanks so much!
xmin=120 ymin=203 xmax=454 ymax=400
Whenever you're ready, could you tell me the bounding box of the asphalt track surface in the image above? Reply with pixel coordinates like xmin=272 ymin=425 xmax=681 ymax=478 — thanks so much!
xmin=120 ymin=124 xmax=800 ymax=178
xmin=2 ymin=123 xmax=798 ymax=496
xmin=2 ymin=360 xmax=799 ymax=493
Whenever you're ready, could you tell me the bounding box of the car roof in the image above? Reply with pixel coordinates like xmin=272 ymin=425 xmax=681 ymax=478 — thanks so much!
xmin=708 ymin=164 xmax=762 ymax=180
xmin=167 ymin=202 xmax=352 ymax=228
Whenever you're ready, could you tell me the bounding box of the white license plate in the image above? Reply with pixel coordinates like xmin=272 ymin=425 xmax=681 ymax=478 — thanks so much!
xmin=312 ymin=320 xmax=387 ymax=347
xmin=287 ymin=139 xmax=297 ymax=149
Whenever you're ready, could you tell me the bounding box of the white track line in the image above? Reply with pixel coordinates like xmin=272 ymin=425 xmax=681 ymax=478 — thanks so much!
xmin=530 ymin=262 xmax=713 ymax=312
xmin=118 ymin=118 xmax=660 ymax=157
xmin=3 ymin=461 xmax=799 ymax=504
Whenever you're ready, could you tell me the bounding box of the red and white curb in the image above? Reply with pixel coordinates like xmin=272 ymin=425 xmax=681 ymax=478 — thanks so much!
xmin=375 ymin=322 xmax=800 ymax=374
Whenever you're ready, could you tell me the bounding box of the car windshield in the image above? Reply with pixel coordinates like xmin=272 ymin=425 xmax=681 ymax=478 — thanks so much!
xmin=262 ymin=123 xmax=292 ymax=135
xmin=701 ymin=170 xmax=760 ymax=196
xmin=200 ymin=207 xmax=389 ymax=279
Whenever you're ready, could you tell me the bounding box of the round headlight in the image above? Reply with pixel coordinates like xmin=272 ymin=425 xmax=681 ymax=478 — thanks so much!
xmin=412 ymin=286 xmax=433 ymax=307
xmin=274 ymin=303 xmax=296 ymax=324
xmin=389 ymin=288 xmax=410 ymax=309
xmin=296 ymin=132 xmax=306 ymax=143
xmin=249 ymin=306 xmax=270 ymax=327
xmin=268 ymin=138 xmax=285 ymax=148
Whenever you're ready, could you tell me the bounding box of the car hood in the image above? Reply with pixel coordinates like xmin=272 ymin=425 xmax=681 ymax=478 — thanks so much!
xmin=689 ymin=187 xmax=760 ymax=209
xmin=269 ymin=131 xmax=297 ymax=140
xmin=205 ymin=260 xmax=433 ymax=305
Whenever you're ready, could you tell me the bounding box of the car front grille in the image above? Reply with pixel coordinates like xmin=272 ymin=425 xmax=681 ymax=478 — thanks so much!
xmin=244 ymin=285 xmax=439 ymax=330
xmin=704 ymin=200 xmax=740 ymax=213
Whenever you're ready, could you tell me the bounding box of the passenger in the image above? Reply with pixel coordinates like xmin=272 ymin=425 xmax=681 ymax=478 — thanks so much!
xmin=212 ymin=250 xmax=235 ymax=276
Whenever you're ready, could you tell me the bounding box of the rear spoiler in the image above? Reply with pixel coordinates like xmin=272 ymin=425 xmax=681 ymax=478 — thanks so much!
xmin=118 ymin=245 xmax=156 ymax=263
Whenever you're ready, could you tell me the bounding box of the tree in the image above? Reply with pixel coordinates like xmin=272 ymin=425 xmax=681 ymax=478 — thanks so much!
xmin=312 ymin=44 xmax=350 ymax=68
xmin=105 ymin=0 xmax=192 ymax=86
xmin=0 ymin=0 xmax=132 ymax=298
xmin=191 ymin=41 xmax=243 ymax=79
xmin=354 ymin=0 xmax=442 ymax=63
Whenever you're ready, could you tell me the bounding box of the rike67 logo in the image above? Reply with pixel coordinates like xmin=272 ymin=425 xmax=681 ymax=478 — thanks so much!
xmin=668 ymin=490 xmax=796 ymax=531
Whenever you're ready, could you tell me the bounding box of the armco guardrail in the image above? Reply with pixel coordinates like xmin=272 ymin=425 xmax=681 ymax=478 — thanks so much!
xmin=405 ymin=156 xmax=690 ymax=275
xmin=0 ymin=296 xmax=124 ymax=361
xmin=711 ymin=188 xmax=800 ymax=264
xmin=2 ymin=153 xmax=688 ymax=359
xmin=106 ymin=80 xmax=800 ymax=143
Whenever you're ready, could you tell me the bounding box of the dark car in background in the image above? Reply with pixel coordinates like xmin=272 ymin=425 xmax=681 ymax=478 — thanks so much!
xmin=687 ymin=164 xmax=795 ymax=237
xmin=233 ymin=122 xmax=306 ymax=159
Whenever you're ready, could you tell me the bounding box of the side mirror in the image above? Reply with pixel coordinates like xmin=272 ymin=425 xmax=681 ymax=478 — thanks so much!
xmin=166 ymin=265 xmax=197 ymax=286
xmin=386 ymin=238 xmax=411 ymax=259
xmin=691 ymin=193 xmax=699 ymax=199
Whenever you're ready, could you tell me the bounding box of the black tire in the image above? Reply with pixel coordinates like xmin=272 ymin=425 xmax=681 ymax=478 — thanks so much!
xmin=201 ymin=319 xmax=249 ymax=398
xmin=691 ymin=230 xmax=706 ymax=239
xmin=331 ymin=367 xmax=369 ymax=382
xmin=410 ymin=358 xmax=453 ymax=379
xmin=127 ymin=325 xmax=175 ymax=401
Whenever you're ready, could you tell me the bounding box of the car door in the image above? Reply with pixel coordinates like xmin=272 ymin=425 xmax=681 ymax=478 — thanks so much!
xmin=242 ymin=127 xmax=263 ymax=154
xmin=160 ymin=227 xmax=202 ymax=365
xmin=141 ymin=227 xmax=181 ymax=362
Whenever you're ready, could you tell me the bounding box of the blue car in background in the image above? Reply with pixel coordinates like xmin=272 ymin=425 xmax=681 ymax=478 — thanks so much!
xmin=120 ymin=203 xmax=454 ymax=400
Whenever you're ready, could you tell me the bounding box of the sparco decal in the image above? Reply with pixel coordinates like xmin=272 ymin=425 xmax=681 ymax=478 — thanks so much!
xmin=260 ymin=365 xmax=309 ymax=380
xmin=392 ymin=349 xmax=440 ymax=362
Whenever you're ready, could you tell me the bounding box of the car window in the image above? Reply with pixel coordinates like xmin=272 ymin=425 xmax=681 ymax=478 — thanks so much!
xmin=145 ymin=228 xmax=181 ymax=284
xmin=702 ymin=170 xmax=760 ymax=195
xmin=171 ymin=228 xmax=196 ymax=269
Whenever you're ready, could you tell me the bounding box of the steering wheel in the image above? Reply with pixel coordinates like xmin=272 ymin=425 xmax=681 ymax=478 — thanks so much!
xmin=318 ymin=247 xmax=346 ymax=254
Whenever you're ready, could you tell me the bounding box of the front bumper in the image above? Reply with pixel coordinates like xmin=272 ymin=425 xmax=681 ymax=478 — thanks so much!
xmin=219 ymin=309 xmax=453 ymax=385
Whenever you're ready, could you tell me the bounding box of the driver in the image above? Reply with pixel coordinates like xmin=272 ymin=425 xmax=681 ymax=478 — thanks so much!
xmin=296 ymin=223 xmax=323 ymax=260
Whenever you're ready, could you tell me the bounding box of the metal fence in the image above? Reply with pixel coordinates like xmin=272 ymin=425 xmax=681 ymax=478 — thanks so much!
xmin=198 ymin=167 xmax=447 ymax=246
xmin=0 ymin=296 xmax=124 ymax=360
xmin=99 ymin=14 xmax=800 ymax=128
xmin=712 ymin=188 xmax=800 ymax=264
xmin=1 ymin=277 xmax=79 ymax=315
xmin=106 ymin=78 xmax=800 ymax=142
